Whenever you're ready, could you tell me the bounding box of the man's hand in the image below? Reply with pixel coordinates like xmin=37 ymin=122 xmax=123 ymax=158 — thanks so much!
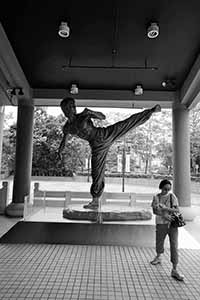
xmin=84 ymin=108 xmax=106 ymax=120
xmin=164 ymin=214 xmax=174 ymax=222
xmin=97 ymin=112 xmax=106 ymax=120
xmin=152 ymin=104 xmax=161 ymax=113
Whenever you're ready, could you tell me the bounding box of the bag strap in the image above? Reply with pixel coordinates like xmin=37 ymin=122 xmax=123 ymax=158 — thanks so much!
xmin=170 ymin=193 xmax=173 ymax=208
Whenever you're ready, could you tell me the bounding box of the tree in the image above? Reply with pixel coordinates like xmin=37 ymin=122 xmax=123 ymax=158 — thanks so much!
xmin=2 ymin=124 xmax=17 ymax=175
xmin=189 ymin=104 xmax=200 ymax=173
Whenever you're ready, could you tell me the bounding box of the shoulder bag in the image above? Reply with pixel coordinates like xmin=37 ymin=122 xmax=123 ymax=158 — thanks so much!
xmin=170 ymin=194 xmax=186 ymax=227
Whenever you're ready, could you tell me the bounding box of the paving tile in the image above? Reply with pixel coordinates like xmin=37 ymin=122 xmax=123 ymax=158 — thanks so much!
xmin=0 ymin=243 xmax=200 ymax=300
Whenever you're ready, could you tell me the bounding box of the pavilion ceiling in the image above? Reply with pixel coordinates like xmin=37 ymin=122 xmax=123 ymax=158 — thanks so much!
xmin=1 ymin=0 xmax=200 ymax=108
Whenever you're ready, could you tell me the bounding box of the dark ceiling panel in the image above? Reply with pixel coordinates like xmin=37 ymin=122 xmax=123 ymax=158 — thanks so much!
xmin=1 ymin=0 xmax=200 ymax=92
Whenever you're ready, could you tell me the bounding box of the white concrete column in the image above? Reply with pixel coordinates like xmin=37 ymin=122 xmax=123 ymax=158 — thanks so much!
xmin=172 ymin=103 xmax=194 ymax=220
xmin=0 ymin=106 xmax=5 ymax=178
xmin=6 ymin=99 xmax=34 ymax=217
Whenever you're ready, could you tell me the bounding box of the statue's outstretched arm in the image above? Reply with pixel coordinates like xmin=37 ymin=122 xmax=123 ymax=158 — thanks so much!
xmin=82 ymin=108 xmax=106 ymax=120
xmin=58 ymin=122 xmax=70 ymax=159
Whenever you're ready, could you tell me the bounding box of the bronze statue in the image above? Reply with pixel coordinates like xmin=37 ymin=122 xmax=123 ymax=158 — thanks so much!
xmin=58 ymin=97 xmax=161 ymax=209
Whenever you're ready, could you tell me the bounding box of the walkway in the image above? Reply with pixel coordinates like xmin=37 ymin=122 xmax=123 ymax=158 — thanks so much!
xmin=1 ymin=177 xmax=200 ymax=299
xmin=0 ymin=242 xmax=200 ymax=299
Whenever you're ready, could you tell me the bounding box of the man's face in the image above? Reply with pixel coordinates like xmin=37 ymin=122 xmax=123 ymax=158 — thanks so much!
xmin=69 ymin=101 xmax=76 ymax=114
xmin=162 ymin=184 xmax=171 ymax=195
xmin=62 ymin=100 xmax=76 ymax=116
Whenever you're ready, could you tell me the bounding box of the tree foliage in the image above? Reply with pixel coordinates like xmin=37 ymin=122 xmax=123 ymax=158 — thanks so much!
xmin=3 ymin=104 xmax=200 ymax=177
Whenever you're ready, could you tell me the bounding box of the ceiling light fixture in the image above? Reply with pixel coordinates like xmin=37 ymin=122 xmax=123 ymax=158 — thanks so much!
xmin=58 ymin=22 xmax=70 ymax=38
xmin=147 ymin=22 xmax=159 ymax=39
xmin=10 ymin=87 xmax=24 ymax=96
xmin=70 ymin=84 xmax=78 ymax=94
xmin=161 ymin=78 xmax=176 ymax=88
xmin=134 ymin=85 xmax=143 ymax=96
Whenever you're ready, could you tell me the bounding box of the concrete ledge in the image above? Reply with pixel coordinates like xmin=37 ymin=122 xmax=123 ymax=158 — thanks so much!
xmin=0 ymin=221 xmax=155 ymax=247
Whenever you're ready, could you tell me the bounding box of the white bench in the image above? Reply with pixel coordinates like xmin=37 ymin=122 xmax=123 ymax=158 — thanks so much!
xmin=33 ymin=182 xmax=153 ymax=209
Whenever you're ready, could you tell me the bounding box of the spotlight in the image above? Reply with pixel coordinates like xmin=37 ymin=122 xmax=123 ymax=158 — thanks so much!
xmin=161 ymin=78 xmax=176 ymax=88
xmin=70 ymin=84 xmax=78 ymax=94
xmin=8 ymin=87 xmax=24 ymax=96
xmin=58 ymin=22 xmax=70 ymax=38
xmin=134 ymin=85 xmax=143 ymax=96
xmin=147 ymin=22 xmax=159 ymax=39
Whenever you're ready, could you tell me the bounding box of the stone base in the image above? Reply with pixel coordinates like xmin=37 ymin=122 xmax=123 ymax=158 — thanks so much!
xmin=5 ymin=203 xmax=24 ymax=217
xmin=63 ymin=206 xmax=152 ymax=221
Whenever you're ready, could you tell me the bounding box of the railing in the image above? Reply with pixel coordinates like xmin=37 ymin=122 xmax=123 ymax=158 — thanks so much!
xmin=23 ymin=182 xmax=154 ymax=222
xmin=33 ymin=182 xmax=153 ymax=209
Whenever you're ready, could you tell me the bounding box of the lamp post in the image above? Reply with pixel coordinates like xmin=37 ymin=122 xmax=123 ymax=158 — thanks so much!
xmin=85 ymin=154 xmax=91 ymax=182
xmin=117 ymin=138 xmax=131 ymax=192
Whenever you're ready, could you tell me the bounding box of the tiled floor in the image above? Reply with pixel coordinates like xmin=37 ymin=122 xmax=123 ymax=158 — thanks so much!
xmin=1 ymin=178 xmax=200 ymax=299
xmin=1 ymin=208 xmax=200 ymax=299
xmin=0 ymin=243 xmax=200 ymax=300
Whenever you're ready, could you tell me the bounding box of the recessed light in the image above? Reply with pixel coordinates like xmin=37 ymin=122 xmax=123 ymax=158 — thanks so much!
xmin=147 ymin=22 xmax=159 ymax=39
xmin=58 ymin=22 xmax=70 ymax=38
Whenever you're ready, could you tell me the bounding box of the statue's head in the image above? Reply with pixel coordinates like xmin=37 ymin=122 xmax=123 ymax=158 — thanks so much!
xmin=60 ymin=97 xmax=76 ymax=117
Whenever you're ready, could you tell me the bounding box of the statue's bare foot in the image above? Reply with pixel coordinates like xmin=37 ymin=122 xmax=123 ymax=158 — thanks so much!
xmin=152 ymin=104 xmax=161 ymax=113
xmin=83 ymin=201 xmax=99 ymax=210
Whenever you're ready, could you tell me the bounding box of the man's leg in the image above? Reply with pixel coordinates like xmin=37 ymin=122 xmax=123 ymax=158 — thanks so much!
xmin=104 ymin=109 xmax=154 ymax=144
xmin=169 ymin=226 xmax=184 ymax=280
xmin=83 ymin=146 xmax=108 ymax=209
xmin=151 ymin=224 xmax=168 ymax=265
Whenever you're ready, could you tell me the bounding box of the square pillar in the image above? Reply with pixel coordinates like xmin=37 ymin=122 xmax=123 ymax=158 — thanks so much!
xmin=6 ymin=99 xmax=34 ymax=217
xmin=172 ymin=103 xmax=195 ymax=220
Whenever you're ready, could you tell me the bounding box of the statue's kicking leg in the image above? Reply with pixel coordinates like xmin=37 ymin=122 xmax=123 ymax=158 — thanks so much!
xmin=83 ymin=107 xmax=159 ymax=210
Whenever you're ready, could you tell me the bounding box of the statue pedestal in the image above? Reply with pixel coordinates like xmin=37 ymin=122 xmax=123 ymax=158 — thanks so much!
xmin=63 ymin=205 xmax=152 ymax=221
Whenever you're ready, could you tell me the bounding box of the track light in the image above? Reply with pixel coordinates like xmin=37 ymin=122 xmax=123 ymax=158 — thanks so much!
xmin=134 ymin=85 xmax=143 ymax=96
xmin=58 ymin=22 xmax=70 ymax=38
xmin=18 ymin=88 xmax=24 ymax=95
xmin=147 ymin=22 xmax=159 ymax=39
xmin=70 ymin=84 xmax=78 ymax=94
xmin=9 ymin=87 xmax=24 ymax=96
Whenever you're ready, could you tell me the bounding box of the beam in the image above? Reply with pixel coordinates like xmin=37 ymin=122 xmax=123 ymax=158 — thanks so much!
xmin=180 ymin=54 xmax=200 ymax=109
xmin=0 ymin=23 xmax=32 ymax=102
xmin=33 ymin=89 xmax=175 ymax=108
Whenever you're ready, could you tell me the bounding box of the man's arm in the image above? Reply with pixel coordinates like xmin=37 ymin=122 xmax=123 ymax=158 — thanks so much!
xmin=159 ymin=204 xmax=179 ymax=213
xmin=58 ymin=133 xmax=67 ymax=159
xmin=57 ymin=123 xmax=69 ymax=159
xmin=151 ymin=196 xmax=175 ymax=221
xmin=151 ymin=196 xmax=163 ymax=215
xmin=82 ymin=108 xmax=106 ymax=120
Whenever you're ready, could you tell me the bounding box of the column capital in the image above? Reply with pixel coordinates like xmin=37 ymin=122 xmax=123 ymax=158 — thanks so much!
xmin=18 ymin=97 xmax=34 ymax=108
xmin=172 ymin=100 xmax=189 ymax=111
